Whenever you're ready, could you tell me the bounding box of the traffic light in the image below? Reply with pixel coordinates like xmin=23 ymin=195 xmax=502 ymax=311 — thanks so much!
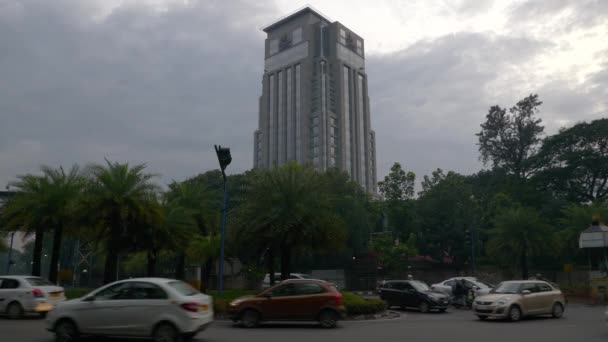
xmin=214 ymin=145 xmax=232 ymax=172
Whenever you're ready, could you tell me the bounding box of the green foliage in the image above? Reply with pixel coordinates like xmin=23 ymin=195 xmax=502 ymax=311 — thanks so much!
xmin=554 ymin=202 xmax=608 ymax=260
xmin=486 ymin=206 xmax=553 ymax=278
xmin=370 ymin=233 xmax=417 ymax=276
xmin=65 ymin=288 xmax=93 ymax=299
xmin=342 ymin=292 xmax=386 ymax=315
xmin=535 ymin=118 xmax=608 ymax=202
xmin=477 ymin=94 xmax=544 ymax=179
xmin=378 ymin=162 xmax=416 ymax=201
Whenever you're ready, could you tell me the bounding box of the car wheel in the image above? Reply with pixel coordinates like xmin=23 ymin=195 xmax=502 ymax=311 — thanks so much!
xmin=508 ymin=305 xmax=522 ymax=322
xmin=241 ymin=309 xmax=260 ymax=328
xmin=419 ymin=302 xmax=430 ymax=313
xmin=477 ymin=315 xmax=488 ymax=321
xmin=55 ymin=319 xmax=80 ymax=342
xmin=552 ymin=303 xmax=564 ymax=318
xmin=319 ymin=310 xmax=338 ymax=329
xmin=153 ymin=322 xmax=179 ymax=342
xmin=7 ymin=302 xmax=24 ymax=319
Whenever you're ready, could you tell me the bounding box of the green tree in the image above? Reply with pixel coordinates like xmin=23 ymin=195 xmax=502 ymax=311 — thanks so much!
xmin=2 ymin=165 xmax=84 ymax=281
xmin=234 ymin=162 xmax=346 ymax=281
xmin=535 ymin=118 xmax=608 ymax=202
xmin=416 ymin=170 xmax=476 ymax=264
xmin=477 ymin=94 xmax=544 ymax=180
xmin=371 ymin=233 xmax=417 ymax=276
xmin=84 ymin=160 xmax=159 ymax=284
xmin=378 ymin=162 xmax=415 ymax=201
xmin=486 ymin=207 xmax=552 ymax=279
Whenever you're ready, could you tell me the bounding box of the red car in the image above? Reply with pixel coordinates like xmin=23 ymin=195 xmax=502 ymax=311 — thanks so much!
xmin=228 ymin=279 xmax=346 ymax=328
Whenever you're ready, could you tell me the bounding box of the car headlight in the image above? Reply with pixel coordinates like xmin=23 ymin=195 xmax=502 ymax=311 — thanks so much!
xmin=496 ymin=300 xmax=507 ymax=306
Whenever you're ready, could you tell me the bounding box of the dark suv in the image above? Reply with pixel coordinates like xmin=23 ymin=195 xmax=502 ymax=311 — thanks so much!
xmin=228 ymin=279 xmax=346 ymax=328
xmin=378 ymin=280 xmax=449 ymax=313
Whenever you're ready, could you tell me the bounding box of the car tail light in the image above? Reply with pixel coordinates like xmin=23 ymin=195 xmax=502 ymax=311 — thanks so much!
xmin=180 ymin=302 xmax=199 ymax=312
xmin=333 ymin=293 xmax=343 ymax=304
xmin=32 ymin=288 xmax=44 ymax=298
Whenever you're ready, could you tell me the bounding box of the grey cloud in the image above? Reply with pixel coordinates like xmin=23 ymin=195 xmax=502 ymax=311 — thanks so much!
xmin=0 ymin=0 xmax=278 ymax=185
xmin=507 ymin=0 xmax=608 ymax=32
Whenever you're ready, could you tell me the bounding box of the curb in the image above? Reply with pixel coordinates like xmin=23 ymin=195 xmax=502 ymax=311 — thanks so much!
xmin=344 ymin=310 xmax=401 ymax=321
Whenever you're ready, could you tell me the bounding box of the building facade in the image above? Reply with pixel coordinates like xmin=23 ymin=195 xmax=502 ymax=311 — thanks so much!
xmin=253 ymin=7 xmax=377 ymax=194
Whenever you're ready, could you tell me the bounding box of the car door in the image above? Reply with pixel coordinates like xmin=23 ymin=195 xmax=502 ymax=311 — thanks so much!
xmin=117 ymin=282 xmax=170 ymax=336
xmin=76 ymin=282 xmax=134 ymax=335
xmin=535 ymin=282 xmax=556 ymax=313
xmin=292 ymin=283 xmax=326 ymax=319
xmin=0 ymin=278 xmax=22 ymax=312
xmin=401 ymin=282 xmax=418 ymax=308
xmin=379 ymin=282 xmax=397 ymax=306
xmin=257 ymin=283 xmax=297 ymax=320
xmin=519 ymin=283 xmax=543 ymax=315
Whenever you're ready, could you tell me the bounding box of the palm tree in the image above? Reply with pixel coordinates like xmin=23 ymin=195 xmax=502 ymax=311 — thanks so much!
xmin=487 ymin=207 xmax=552 ymax=279
xmin=2 ymin=175 xmax=49 ymax=276
xmin=235 ymin=162 xmax=346 ymax=281
xmin=84 ymin=160 xmax=159 ymax=284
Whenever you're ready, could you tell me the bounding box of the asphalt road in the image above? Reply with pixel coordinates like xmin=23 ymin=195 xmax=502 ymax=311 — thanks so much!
xmin=2 ymin=304 xmax=606 ymax=342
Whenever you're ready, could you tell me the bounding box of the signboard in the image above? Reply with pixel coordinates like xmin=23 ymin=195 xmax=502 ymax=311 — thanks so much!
xmin=579 ymin=231 xmax=608 ymax=248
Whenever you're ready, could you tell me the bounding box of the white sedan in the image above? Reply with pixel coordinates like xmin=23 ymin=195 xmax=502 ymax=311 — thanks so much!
xmin=0 ymin=275 xmax=65 ymax=319
xmin=430 ymin=277 xmax=493 ymax=296
xmin=46 ymin=278 xmax=213 ymax=342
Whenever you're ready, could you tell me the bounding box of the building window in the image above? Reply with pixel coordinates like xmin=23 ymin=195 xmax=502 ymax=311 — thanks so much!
xmin=277 ymin=71 xmax=284 ymax=165
xmin=295 ymin=64 xmax=301 ymax=162
xmin=269 ymin=39 xmax=278 ymax=55
xmin=286 ymin=67 xmax=292 ymax=161
xmin=357 ymin=74 xmax=365 ymax=185
xmin=293 ymin=27 xmax=302 ymax=44
xmin=343 ymin=66 xmax=351 ymax=175
xmin=313 ymin=126 xmax=319 ymax=136
xmin=269 ymin=74 xmax=275 ymax=165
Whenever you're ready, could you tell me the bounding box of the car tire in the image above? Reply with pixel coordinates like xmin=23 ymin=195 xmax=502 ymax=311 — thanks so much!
xmin=508 ymin=305 xmax=522 ymax=322
xmin=419 ymin=302 xmax=430 ymax=313
xmin=153 ymin=322 xmax=179 ymax=342
xmin=477 ymin=315 xmax=488 ymax=321
xmin=7 ymin=302 xmax=24 ymax=319
xmin=551 ymin=303 xmax=564 ymax=318
xmin=55 ymin=319 xmax=80 ymax=342
xmin=241 ymin=309 xmax=260 ymax=328
xmin=319 ymin=309 xmax=338 ymax=329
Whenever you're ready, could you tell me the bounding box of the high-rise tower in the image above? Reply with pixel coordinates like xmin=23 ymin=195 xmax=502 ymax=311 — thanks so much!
xmin=253 ymin=7 xmax=377 ymax=194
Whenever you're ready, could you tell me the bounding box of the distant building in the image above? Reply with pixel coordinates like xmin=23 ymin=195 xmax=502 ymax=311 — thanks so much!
xmin=253 ymin=6 xmax=378 ymax=194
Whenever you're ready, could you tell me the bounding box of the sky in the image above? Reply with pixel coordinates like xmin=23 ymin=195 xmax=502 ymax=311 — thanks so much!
xmin=0 ymin=0 xmax=607 ymax=188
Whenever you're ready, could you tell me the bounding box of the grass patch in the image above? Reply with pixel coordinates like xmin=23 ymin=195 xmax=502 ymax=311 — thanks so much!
xmin=65 ymin=288 xmax=93 ymax=299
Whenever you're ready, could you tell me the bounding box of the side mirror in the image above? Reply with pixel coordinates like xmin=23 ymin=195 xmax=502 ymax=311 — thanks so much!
xmin=521 ymin=290 xmax=531 ymax=295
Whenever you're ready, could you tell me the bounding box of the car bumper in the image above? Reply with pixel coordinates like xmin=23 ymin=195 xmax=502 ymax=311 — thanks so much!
xmin=182 ymin=311 xmax=214 ymax=333
xmin=473 ymin=304 xmax=509 ymax=318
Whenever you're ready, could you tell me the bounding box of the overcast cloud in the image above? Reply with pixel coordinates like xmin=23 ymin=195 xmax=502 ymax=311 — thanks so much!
xmin=0 ymin=0 xmax=606 ymax=187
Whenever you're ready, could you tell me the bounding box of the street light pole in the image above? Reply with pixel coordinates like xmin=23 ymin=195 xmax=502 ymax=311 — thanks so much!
xmin=214 ymin=145 xmax=232 ymax=296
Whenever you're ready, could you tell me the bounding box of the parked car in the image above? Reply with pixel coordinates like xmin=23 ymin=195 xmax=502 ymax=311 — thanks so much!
xmin=431 ymin=277 xmax=493 ymax=297
xmin=261 ymin=273 xmax=311 ymax=289
xmin=472 ymin=280 xmax=566 ymax=321
xmin=228 ymin=279 xmax=345 ymax=328
xmin=378 ymin=280 xmax=450 ymax=313
xmin=0 ymin=275 xmax=65 ymax=319
xmin=46 ymin=278 xmax=213 ymax=342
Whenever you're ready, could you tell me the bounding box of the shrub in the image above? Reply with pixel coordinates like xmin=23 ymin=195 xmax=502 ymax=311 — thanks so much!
xmin=342 ymin=291 xmax=386 ymax=316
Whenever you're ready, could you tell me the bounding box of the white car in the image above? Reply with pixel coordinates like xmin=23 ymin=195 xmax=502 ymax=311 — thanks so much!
xmin=46 ymin=278 xmax=213 ymax=342
xmin=261 ymin=273 xmax=311 ymax=289
xmin=0 ymin=275 xmax=65 ymax=319
xmin=431 ymin=277 xmax=493 ymax=296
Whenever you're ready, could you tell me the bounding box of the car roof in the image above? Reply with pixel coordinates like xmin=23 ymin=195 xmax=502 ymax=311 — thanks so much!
xmin=280 ymin=278 xmax=329 ymax=284
xmin=111 ymin=277 xmax=180 ymax=285
xmin=500 ymin=280 xmax=547 ymax=284
xmin=0 ymin=275 xmax=42 ymax=280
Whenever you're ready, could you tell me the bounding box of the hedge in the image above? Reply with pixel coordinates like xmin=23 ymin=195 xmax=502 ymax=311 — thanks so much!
xmin=342 ymin=291 xmax=386 ymax=316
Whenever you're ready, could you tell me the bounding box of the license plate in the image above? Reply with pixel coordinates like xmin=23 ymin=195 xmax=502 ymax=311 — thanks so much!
xmin=199 ymin=304 xmax=209 ymax=311
xmin=50 ymin=292 xmax=62 ymax=298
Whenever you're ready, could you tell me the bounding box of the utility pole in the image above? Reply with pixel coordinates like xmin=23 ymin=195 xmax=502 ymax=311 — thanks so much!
xmin=214 ymin=145 xmax=232 ymax=296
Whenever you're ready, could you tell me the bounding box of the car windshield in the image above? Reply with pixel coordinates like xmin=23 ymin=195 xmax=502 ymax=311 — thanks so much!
xmin=299 ymin=274 xmax=312 ymax=279
xmin=471 ymin=279 xmax=492 ymax=288
xmin=26 ymin=277 xmax=53 ymax=286
xmin=410 ymin=281 xmax=430 ymax=292
xmin=492 ymin=282 xmax=521 ymax=294
xmin=168 ymin=281 xmax=200 ymax=296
